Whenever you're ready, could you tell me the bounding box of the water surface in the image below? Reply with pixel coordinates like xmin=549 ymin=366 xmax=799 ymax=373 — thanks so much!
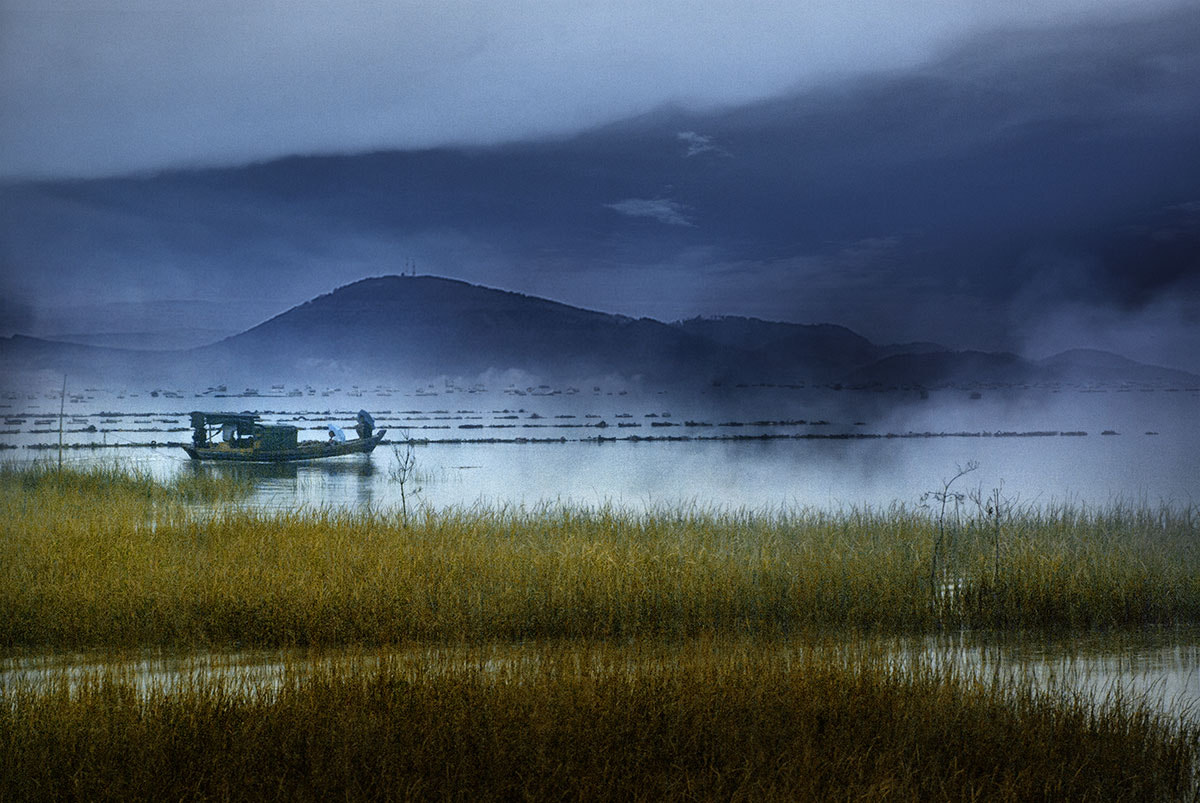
xmin=3 ymin=382 xmax=1196 ymax=513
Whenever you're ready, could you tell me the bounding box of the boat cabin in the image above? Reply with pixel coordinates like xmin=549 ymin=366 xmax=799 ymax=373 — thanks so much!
xmin=189 ymin=411 xmax=298 ymax=451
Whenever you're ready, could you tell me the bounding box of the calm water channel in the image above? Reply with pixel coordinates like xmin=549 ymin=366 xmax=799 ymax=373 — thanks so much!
xmin=3 ymin=631 xmax=1198 ymax=724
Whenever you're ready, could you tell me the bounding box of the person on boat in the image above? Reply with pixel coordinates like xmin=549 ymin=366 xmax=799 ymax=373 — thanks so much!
xmin=328 ymin=424 xmax=347 ymax=442
xmin=190 ymin=413 xmax=208 ymax=448
xmin=355 ymin=410 xmax=374 ymax=440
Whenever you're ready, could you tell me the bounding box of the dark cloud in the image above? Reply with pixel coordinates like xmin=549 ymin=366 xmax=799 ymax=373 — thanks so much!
xmin=0 ymin=297 xmax=33 ymax=336
xmin=1092 ymin=204 xmax=1200 ymax=308
xmin=1 ymin=4 xmax=1198 ymax=371
xmin=0 ymin=0 xmax=1182 ymax=180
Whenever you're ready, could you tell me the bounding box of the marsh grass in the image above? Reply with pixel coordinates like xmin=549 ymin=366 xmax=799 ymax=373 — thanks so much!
xmin=2 ymin=466 xmax=1199 ymax=649
xmin=2 ymin=639 xmax=1196 ymax=801
xmin=4 ymin=466 xmax=1200 ymax=799
xmin=0 ymin=461 xmax=252 ymax=507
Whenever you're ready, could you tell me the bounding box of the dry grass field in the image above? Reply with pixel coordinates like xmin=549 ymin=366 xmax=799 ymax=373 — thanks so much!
xmin=3 ymin=640 xmax=1198 ymax=801
xmin=2 ymin=464 xmax=1198 ymax=648
xmin=1 ymin=464 xmax=1197 ymax=800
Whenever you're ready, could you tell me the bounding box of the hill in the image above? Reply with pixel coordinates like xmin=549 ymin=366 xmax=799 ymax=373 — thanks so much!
xmin=673 ymin=317 xmax=879 ymax=382
xmin=1 ymin=275 xmax=1197 ymax=390
xmin=195 ymin=275 xmax=736 ymax=383
xmin=842 ymin=347 xmax=1200 ymax=389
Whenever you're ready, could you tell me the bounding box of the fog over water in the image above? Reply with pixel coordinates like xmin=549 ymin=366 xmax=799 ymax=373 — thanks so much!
xmin=4 ymin=381 xmax=1196 ymax=513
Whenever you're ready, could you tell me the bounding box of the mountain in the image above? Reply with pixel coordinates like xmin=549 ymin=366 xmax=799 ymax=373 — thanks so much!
xmin=0 ymin=334 xmax=155 ymax=381
xmin=1036 ymin=349 xmax=1200 ymax=387
xmin=1 ymin=275 xmax=1197 ymax=390
xmin=41 ymin=329 xmax=235 ymax=351
xmin=842 ymin=350 xmax=1034 ymax=388
xmin=195 ymin=275 xmax=740 ymax=383
xmin=674 ymin=317 xmax=879 ymax=382
xmin=843 ymin=348 xmax=1200 ymax=388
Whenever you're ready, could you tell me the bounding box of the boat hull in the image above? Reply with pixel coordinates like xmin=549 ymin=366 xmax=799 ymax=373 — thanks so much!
xmin=182 ymin=431 xmax=387 ymax=463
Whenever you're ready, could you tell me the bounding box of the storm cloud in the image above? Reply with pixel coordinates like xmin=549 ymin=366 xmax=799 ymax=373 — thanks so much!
xmin=0 ymin=0 xmax=1184 ymax=180
xmin=1 ymin=2 xmax=1198 ymax=372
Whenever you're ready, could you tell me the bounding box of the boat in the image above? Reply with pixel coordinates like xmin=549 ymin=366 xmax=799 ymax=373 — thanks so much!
xmin=182 ymin=410 xmax=386 ymax=463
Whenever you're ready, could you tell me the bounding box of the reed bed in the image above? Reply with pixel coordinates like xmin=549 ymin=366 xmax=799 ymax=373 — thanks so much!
xmin=4 ymin=466 xmax=1199 ymax=799
xmin=2 ymin=466 xmax=1199 ymax=649
xmin=0 ymin=461 xmax=252 ymax=507
xmin=2 ymin=639 xmax=1196 ymax=801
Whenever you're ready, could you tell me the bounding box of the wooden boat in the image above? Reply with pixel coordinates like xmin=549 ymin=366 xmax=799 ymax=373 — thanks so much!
xmin=182 ymin=411 xmax=386 ymax=463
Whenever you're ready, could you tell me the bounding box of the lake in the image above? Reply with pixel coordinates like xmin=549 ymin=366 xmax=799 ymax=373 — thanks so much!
xmin=3 ymin=379 xmax=1197 ymax=513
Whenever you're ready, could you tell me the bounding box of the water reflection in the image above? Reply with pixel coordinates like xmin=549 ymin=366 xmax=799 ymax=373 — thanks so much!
xmin=891 ymin=629 xmax=1200 ymax=723
xmin=193 ymin=456 xmax=381 ymax=510
xmin=4 ymin=630 xmax=1198 ymax=723
xmin=195 ymin=458 xmax=378 ymax=483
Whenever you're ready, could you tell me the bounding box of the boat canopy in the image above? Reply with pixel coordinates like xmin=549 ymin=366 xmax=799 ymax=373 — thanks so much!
xmin=190 ymin=411 xmax=262 ymax=447
xmin=190 ymin=412 xmax=259 ymax=428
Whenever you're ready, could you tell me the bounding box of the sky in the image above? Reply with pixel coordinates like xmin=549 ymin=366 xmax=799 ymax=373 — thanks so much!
xmin=1 ymin=0 xmax=1174 ymax=181
xmin=2 ymin=0 xmax=1198 ymax=370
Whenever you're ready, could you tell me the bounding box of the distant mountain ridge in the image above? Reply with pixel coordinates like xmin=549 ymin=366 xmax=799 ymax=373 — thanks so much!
xmin=1 ymin=275 xmax=1197 ymax=389
xmin=206 ymin=275 xmax=735 ymax=382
